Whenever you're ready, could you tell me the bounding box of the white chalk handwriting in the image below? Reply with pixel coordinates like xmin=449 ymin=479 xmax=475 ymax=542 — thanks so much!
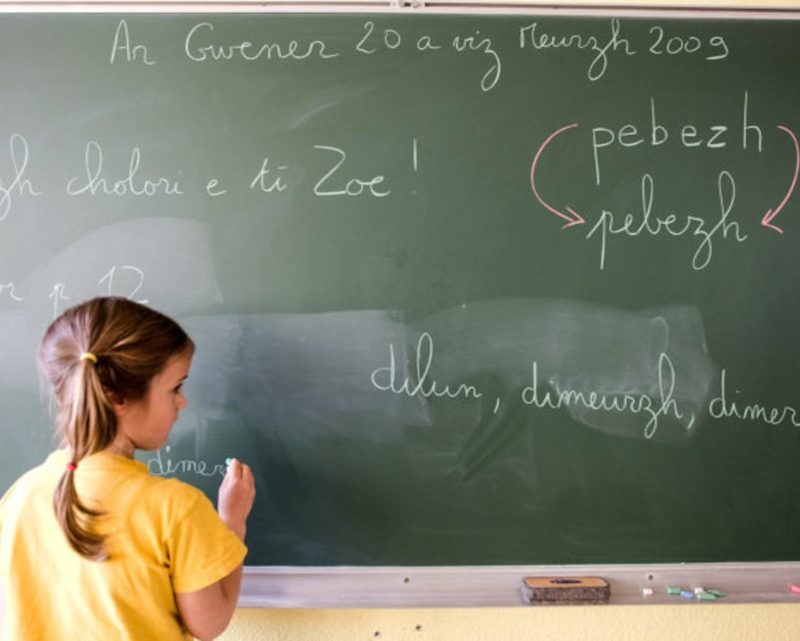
xmin=519 ymin=19 xmax=727 ymax=82
xmin=250 ymin=158 xmax=290 ymax=194
xmin=709 ymin=369 xmax=800 ymax=428
xmin=0 ymin=134 xmax=41 ymax=223
xmin=355 ymin=21 xmax=501 ymax=92
xmin=66 ymin=141 xmax=184 ymax=198
xmin=314 ymin=145 xmax=391 ymax=198
xmin=0 ymin=281 xmax=23 ymax=302
xmin=98 ymin=265 xmax=149 ymax=304
xmin=184 ymin=22 xmax=340 ymax=62
xmin=585 ymin=171 xmax=748 ymax=271
xmin=591 ymin=93 xmax=762 ymax=186
xmin=371 ymin=332 xmax=483 ymax=401
xmin=47 ymin=283 xmax=70 ymax=319
xmin=147 ymin=445 xmax=226 ymax=478
xmin=110 ymin=19 xmax=156 ymax=66
xmin=521 ymin=352 xmax=692 ymax=440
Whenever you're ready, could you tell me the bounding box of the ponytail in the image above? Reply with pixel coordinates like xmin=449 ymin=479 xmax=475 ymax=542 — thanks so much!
xmin=51 ymin=355 xmax=118 ymax=561
xmin=39 ymin=297 xmax=193 ymax=561
xmin=54 ymin=467 xmax=107 ymax=561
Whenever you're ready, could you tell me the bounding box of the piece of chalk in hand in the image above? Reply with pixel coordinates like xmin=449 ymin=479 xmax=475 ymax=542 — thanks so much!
xmin=225 ymin=457 xmax=233 ymax=467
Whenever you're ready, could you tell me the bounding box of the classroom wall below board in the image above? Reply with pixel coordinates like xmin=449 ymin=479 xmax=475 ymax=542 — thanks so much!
xmin=218 ymin=605 xmax=800 ymax=641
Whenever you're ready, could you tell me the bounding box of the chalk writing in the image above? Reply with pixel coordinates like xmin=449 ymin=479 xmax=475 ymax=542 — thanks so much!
xmin=0 ymin=134 xmax=41 ymax=222
xmin=585 ymin=171 xmax=748 ymax=270
xmin=6 ymin=266 xmax=155 ymax=312
xmin=110 ymin=19 xmax=156 ymax=66
xmin=648 ymin=25 xmax=728 ymax=61
xmin=451 ymin=30 xmax=501 ymax=92
xmin=356 ymin=21 xmax=402 ymax=54
xmin=47 ymin=283 xmax=70 ymax=319
xmin=761 ymin=124 xmax=800 ymax=234
xmin=530 ymin=123 xmax=586 ymax=228
xmin=519 ymin=19 xmax=727 ymax=82
xmin=519 ymin=19 xmax=635 ymax=82
xmin=521 ymin=352 xmax=692 ymax=440
xmin=184 ymin=22 xmax=340 ymax=62
xmin=355 ymin=22 xmax=501 ymax=91
xmin=206 ymin=178 xmax=227 ymax=197
xmin=66 ymin=141 xmax=184 ymax=197
xmin=314 ymin=145 xmax=391 ymax=198
xmin=98 ymin=265 xmax=149 ymax=303
xmin=0 ymin=281 xmax=23 ymax=302
xmin=591 ymin=93 xmax=762 ymax=186
xmin=416 ymin=35 xmax=441 ymax=52
xmin=371 ymin=332 xmax=484 ymax=401
xmin=250 ymin=158 xmax=289 ymax=193
xmin=146 ymin=445 xmax=226 ymax=478
xmin=709 ymin=369 xmax=800 ymax=427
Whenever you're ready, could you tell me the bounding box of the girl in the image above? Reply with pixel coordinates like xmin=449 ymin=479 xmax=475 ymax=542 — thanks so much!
xmin=0 ymin=297 xmax=255 ymax=641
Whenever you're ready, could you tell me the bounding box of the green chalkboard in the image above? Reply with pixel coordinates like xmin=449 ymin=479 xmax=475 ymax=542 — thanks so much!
xmin=1 ymin=10 xmax=799 ymax=567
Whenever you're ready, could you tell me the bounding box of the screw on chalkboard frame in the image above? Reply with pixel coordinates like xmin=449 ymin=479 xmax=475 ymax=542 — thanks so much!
xmin=388 ymin=0 xmax=427 ymax=8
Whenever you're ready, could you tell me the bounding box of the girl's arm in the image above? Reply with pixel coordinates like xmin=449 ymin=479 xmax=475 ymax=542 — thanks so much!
xmin=175 ymin=459 xmax=255 ymax=641
xmin=175 ymin=566 xmax=244 ymax=641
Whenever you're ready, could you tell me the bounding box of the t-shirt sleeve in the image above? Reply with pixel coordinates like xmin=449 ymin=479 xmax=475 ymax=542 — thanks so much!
xmin=166 ymin=484 xmax=248 ymax=594
xmin=0 ymin=480 xmax=18 ymax=580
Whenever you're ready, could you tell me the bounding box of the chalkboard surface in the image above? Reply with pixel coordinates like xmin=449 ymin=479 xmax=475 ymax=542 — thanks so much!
xmin=1 ymin=11 xmax=799 ymax=566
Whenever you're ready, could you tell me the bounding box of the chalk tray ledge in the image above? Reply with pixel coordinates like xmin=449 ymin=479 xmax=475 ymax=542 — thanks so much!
xmin=239 ymin=562 xmax=800 ymax=607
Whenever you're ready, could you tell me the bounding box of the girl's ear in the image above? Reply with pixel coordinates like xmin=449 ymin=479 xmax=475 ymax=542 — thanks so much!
xmin=105 ymin=389 xmax=127 ymax=414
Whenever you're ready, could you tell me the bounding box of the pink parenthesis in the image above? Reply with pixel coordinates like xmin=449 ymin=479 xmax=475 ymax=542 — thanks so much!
xmin=762 ymin=125 xmax=800 ymax=234
xmin=530 ymin=123 xmax=585 ymax=229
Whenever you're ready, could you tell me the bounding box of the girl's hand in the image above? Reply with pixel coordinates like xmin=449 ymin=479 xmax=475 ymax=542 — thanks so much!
xmin=217 ymin=458 xmax=256 ymax=540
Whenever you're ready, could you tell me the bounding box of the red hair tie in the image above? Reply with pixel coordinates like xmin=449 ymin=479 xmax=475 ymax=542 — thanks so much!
xmin=66 ymin=462 xmax=78 ymax=472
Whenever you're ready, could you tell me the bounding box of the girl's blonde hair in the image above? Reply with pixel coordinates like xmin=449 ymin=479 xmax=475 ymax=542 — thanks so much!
xmin=38 ymin=297 xmax=194 ymax=561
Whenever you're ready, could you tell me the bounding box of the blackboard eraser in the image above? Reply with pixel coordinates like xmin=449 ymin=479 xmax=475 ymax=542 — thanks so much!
xmin=522 ymin=577 xmax=610 ymax=605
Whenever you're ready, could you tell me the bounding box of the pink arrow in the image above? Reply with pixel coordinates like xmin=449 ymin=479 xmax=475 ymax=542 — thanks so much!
xmin=761 ymin=124 xmax=799 ymax=234
xmin=530 ymin=123 xmax=585 ymax=229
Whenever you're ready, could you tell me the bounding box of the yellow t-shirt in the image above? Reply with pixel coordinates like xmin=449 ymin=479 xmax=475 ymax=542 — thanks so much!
xmin=0 ymin=450 xmax=248 ymax=641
